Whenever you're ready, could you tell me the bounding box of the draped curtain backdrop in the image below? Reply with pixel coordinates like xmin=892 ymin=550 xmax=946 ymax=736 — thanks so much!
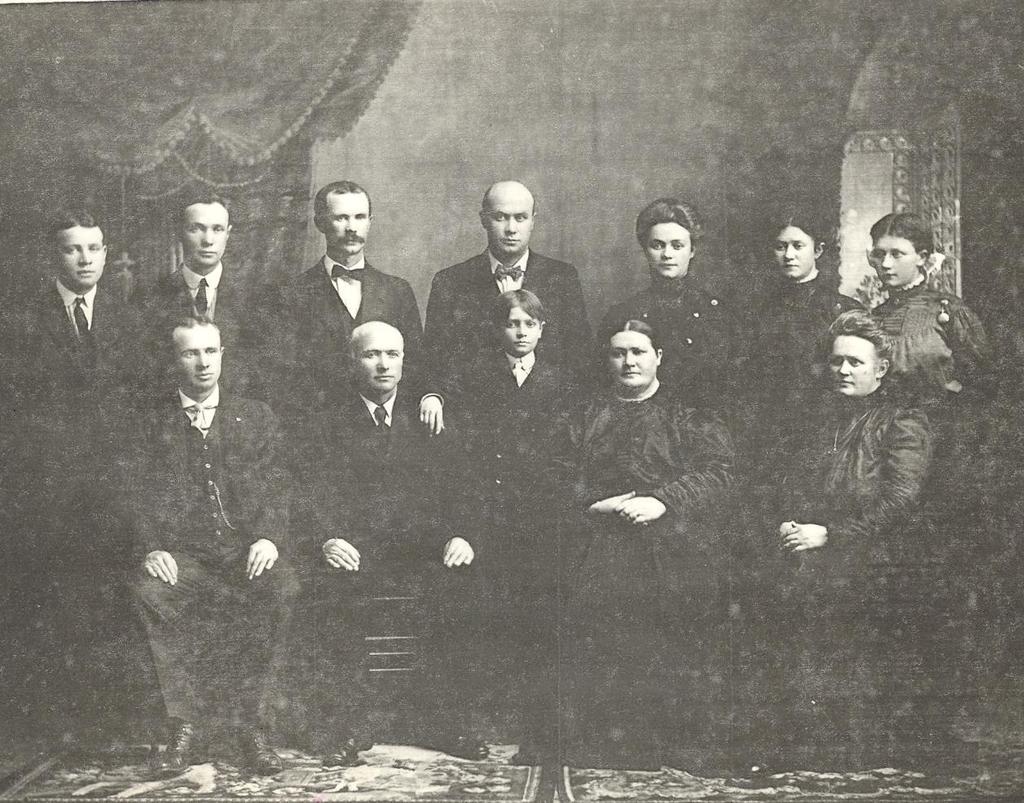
xmin=0 ymin=0 xmax=420 ymax=294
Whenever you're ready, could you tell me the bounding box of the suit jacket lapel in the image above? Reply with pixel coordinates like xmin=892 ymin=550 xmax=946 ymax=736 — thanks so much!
xmin=42 ymin=286 xmax=76 ymax=346
xmin=355 ymin=264 xmax=381 ymax=324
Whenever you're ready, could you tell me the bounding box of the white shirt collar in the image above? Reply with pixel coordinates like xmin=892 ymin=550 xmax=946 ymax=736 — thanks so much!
xmin=505 ymin=350 xmax=536 ymax=374
xmin=324 ymin=254 xmax=366 ymax=276
xmin=487 ymin=249 xmax=529 ymax=275
xmin=182 ymin=262 xmax=222 ymax=290
xmin=359 ymin=391 xmax=397 ymax=425
xmin=178 ymin=384 xmax=220 ymax=410
xmin=55 ymin=279 xmax=97 ymax=309
xmin=795 ymin=267 xmax=820 ymax=284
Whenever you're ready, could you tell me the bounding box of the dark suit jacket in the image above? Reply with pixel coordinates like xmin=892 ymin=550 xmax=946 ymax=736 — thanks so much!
xmin=127 ymin=394 xmax=290 ymax=561
xmin=136 ymin=267 xmax=261 ymax=398
xmin=11 ymin=280 xmax=143 ymax=412
xmin=2 ymin=282 xmax=144 ymax=553
xmin=274 ymin=260 xmax=425 ymax=407
xmin=445 ymin=350 xmax=571 ymax=578
xmin=423 ymin=251 xmax=591 ymax=387
xmin=300 ymin=390 xmax=456 ymax=568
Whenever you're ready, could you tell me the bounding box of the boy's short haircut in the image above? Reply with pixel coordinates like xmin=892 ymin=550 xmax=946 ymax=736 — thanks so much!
xmin=491 ymin=289 xmax=547 ymax=327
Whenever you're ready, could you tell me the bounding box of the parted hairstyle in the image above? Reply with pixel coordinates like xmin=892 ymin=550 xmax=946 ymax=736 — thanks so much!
xmin=314 ymin=180 xmax=373 ymax=228
xmin=610 ymin=318 xmax=662 ymax=351
xmin=635 ymin=198 xmax=703 ymax=245
xmin=766 ymin=206 xmax=833 ymax=249
xmin=826 ymin=309 xmax=893 ymax=363
xmin=179 ymin=193 xmax=231 ymax=229
xmin=50 ymin=209 xmax=102 ymax=242
xmin=869 ymin=212 xmax=932 ymax=255
xmin=491 ymin=289 xmax=547 ymax=327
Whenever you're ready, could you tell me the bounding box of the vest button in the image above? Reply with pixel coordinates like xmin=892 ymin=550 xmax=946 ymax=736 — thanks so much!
xmin=685 ymin=338 xmax=694 ymax=345
xmin=205 ymin=463 xmax=212 ymax=469
xmin=215 ymin=530 xmax=222 ymax=536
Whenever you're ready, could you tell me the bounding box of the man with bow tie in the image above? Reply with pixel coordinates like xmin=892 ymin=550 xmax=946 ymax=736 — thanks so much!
xmin=128 ymin=315 xmax=297 ymax=776
xmin=423 ymin=180 xmax=592 ymax=395
xmin=272 ymin=181 xmax=425 ymax=435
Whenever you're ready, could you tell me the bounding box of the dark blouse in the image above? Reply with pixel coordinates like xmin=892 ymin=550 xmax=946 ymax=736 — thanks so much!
xmin=598 ymin=278 xmax=737 ymax=409
xmin=779 ymin=391 xmax=933 ymax=568
xmin=557 ymin=388 xmax=734 ymax=522
xmin=753 ymin=276 xmax=860 ymax=404
xmin=873 ymin=284 xmax=994 ymax=404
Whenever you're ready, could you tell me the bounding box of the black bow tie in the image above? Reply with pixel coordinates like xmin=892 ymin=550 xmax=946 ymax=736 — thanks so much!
xmin=331 ymin=265 xmax=363 ymax=281
xmin=495 ymin=265 xmax=524 ymax=282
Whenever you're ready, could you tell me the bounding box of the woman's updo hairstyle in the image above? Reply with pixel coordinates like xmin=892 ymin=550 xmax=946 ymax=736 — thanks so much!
xmin=610 ymin=318 xmax=662 ymax=351
xmin=635 ymin=198 xmax=703 ymax=245
xmin=869 ymin=212 xmax=933 ymax=256
xmin=827 ymin=309 xmax=894 ymax=364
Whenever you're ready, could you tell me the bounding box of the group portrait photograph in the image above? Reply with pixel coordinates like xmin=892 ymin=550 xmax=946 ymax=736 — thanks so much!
xmin=1 ymin=0 xmax=1024 ymax=800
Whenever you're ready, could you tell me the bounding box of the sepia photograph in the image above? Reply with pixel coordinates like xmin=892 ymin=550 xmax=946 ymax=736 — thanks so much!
xmin=0 ymin=0 xmax=1023 ymax=799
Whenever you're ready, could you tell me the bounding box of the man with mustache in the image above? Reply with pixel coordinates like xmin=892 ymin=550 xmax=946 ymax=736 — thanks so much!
xmin=273 ymin=181 xmax=425 ymax=429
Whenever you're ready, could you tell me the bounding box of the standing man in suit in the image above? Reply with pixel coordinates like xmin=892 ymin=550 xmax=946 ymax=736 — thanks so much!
xmin=301 ymin=321 xmax=486 ymax=764
xmin=274 ymin=181 xmax=425 ymax=425
xmin=5 ymin=209 xmax=142 ymax=744
xmin=129 ymin=315 xmax=297 ymax=775
xmin=140 ymin=194 xmax=258 ymax=397
xmin=424 ymin=180 xmax=591 ymax=391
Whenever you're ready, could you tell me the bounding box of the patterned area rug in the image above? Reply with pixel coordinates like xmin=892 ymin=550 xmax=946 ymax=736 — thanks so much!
xmin=0 ymin=744 xmax=542 ymax=802
xmin=560 ymin=746 xmax=1024 ymax=801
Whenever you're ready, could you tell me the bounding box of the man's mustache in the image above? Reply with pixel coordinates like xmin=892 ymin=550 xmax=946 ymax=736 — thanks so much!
xmin=342 ymin=235 xmax=365 ymax=244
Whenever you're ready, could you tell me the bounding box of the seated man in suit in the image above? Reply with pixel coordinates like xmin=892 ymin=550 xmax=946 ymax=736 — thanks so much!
xmin=302 ymin=321 xmax=485 ymax=764
xmin=443 ymin=290 xmax=573 ymax=765
xmin=273 ymin=181 xmax=425 ymax=428
xmin=5 ymin=208 xmax=143 ymax=744
xmin=128 ymin=315 xmax=298 ymax=775
xmin=423 ymin=180 xmax=591 ymax=401
xmin=138 ymin=194 xmax=259 ymax=398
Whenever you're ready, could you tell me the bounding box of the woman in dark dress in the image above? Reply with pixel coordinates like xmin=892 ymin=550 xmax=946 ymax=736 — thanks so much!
xmin=754 ymin=209 xmax=860 ymax=412
xmin=869 ymin=212 xmax=993 ymax=406
xmin=557 ymin=320 xmax=735 ymax=770
xmin=767 ymin=310 xmax=973 ymax=771
xmin=598 ymin=199 xmax=737 ymax=410
xmin=868 ymin=213 xmax=993 ymax=706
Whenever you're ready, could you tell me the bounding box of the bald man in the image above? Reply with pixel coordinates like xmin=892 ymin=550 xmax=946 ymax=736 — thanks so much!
xmin=300 ymin=321 xmax=486 ymax=763
xmin=423 ymin=181 xmax=591 ymax=389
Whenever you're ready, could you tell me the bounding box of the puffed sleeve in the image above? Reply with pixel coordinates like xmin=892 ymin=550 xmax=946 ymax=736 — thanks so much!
xmin=651 ymin=407 xmax=734 ymax=517
xmin=947 ymin=298 xmax=996 ymax=399
xmin=825 ymin=409 xmax=932 ymax=544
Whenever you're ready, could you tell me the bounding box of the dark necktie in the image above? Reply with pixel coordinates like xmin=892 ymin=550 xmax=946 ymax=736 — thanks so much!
xmin=73 ymin=296 xmax=90 ymax=338
xmin=332 ymin=265 xmax=363 ymax=281
xmin=495 ymin=265 xmax=524 ymax=282
xmin=373 ymin=404 xmax=389 ymax=428
xmin=195 ymin=278 xmax=209 ymax=315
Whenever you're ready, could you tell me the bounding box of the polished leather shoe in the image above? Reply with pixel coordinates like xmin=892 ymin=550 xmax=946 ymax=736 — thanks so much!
xmin=438 ymin=735 xmax=489 ymax=761
xmin=324 ymin=737 xmax=373 ymax=767
xmin=239 ymin=728 xmax=284 ymax=776
xmin=150 ymin=719 xmax=197 ymax=774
